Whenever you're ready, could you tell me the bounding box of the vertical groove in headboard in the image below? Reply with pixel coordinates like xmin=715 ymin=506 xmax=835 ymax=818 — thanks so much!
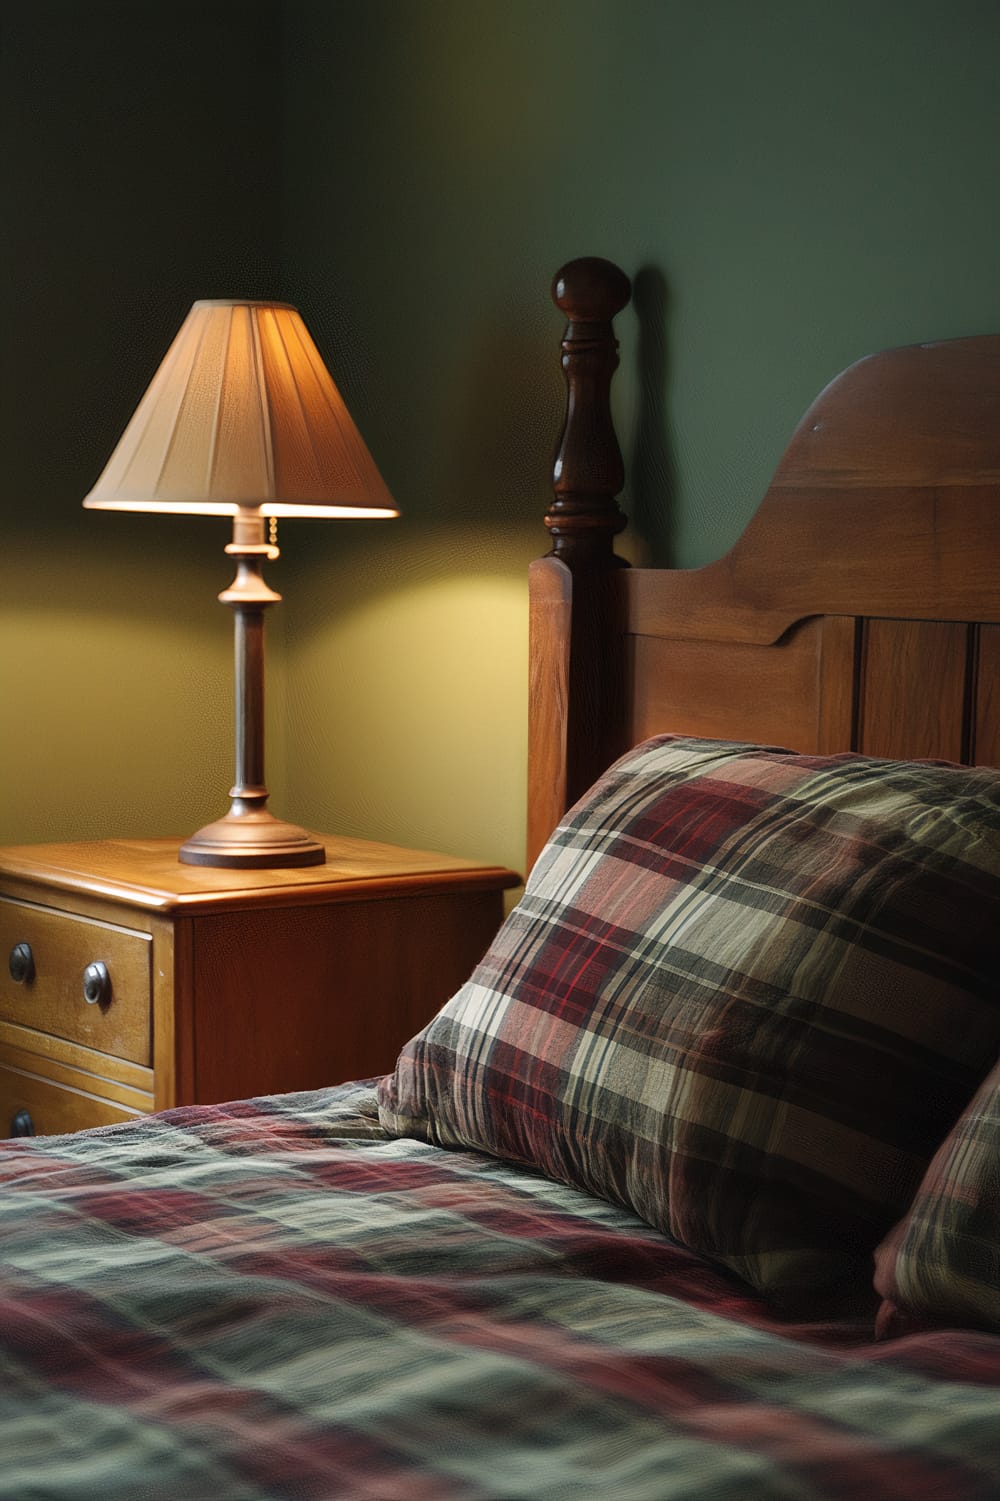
xmin=963 ymin=623 xmax=980 ymax=766
xmin=973 ymin=625 xmax=1000 ymax=766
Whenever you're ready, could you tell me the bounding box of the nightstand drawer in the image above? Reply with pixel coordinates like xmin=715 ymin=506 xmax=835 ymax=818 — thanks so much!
xmin=0 ymin=1060 xmax=145 ymax=1137
xmin=0 ymin=898 xmax=152 ymax=1065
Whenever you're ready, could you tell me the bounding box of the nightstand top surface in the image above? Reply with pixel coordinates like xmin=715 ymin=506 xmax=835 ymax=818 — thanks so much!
xmin=0 ymin=836 xmax=521 ymax=914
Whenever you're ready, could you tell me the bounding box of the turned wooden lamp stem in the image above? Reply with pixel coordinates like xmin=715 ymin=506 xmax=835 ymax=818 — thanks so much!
xmin=178 ymin=512 xmax=325 ymax=868
xmin=225 ymin=518 xmax=279 ymax=809
xmin=233 ymin=594 xmax=268 ymax=805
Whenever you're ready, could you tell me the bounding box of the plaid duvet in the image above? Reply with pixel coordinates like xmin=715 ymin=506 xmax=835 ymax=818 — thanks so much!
xmin=1 ymin=1083 xmax=999 ymax=1501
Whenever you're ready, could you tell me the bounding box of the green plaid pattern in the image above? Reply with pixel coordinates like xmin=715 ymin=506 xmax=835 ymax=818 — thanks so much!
xmin=380 ymin=736 xmax=1000 ymax=1298
xmin=3 ymin=1083 xmax=1000 ymax=1498
xmin=875 ymin=1054 xmax=1000 ymax=1335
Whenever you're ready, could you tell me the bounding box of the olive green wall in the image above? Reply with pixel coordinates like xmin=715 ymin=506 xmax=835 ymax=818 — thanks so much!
xmin=279 ymin=0 xmax=1000 ymax=877
xmin=0 ymin=0 xmax=283 ymax=845
xmin=4 ymin=1 xmax=1000 ymax=882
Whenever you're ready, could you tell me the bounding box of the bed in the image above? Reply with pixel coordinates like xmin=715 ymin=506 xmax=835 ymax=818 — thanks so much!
xmin=1 ymin=258 xmax=998 ymax=1500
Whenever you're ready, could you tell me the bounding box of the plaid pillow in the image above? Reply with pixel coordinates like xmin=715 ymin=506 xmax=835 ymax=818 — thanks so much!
xmin=378 ymin=736 xmax=1000 ymax=1298
xmin=874 ymin=1056 xmax=1000 ymax=1335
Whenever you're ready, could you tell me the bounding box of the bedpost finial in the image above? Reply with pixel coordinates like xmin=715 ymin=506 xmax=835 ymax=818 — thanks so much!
xmin=546 ymin=258 xmax=631 ymax=570
xmin=552 ymin=258 xmax=631 ymax=322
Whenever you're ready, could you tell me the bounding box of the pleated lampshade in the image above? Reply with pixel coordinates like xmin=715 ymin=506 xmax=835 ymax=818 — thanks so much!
xmin=83 ymin=300 xmax=398 ymax=518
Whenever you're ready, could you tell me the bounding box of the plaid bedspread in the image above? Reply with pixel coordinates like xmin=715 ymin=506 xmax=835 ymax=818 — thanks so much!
xmin=1 ymin=1084 xmax=998 ymax=1501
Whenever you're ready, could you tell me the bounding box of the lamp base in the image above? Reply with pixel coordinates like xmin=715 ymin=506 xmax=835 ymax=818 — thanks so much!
xmin=179 ymin=810 xmax=326 ymax=869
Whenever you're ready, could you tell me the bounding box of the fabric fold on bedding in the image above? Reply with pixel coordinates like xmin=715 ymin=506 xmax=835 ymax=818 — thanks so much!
xmin=1 ymin=1083 xmax=999 ymax=1501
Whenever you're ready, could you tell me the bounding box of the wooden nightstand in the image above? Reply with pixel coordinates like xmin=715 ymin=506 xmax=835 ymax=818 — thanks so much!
xmin=0 ymin=835 xmax=520 ymax=1137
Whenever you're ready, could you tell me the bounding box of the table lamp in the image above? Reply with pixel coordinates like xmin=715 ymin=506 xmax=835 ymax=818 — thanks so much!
xmin=83 ymin=300 xmax=398 ymax=869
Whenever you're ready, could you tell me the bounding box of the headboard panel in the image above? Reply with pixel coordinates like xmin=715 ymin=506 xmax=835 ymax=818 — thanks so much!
xmin=528 ymin=260 xmax=1000 ymax=868
xmin=626 ymin=615 xmax=852 ymax=758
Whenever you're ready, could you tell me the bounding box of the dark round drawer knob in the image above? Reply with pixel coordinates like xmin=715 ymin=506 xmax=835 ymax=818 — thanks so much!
xmin=8 ymin=942 xmax=35 ymax=985
xmin=82 ymin=961 xmax=112 ymax=1006
xmin=10 ymin=1110 xmax=35 ymax=1137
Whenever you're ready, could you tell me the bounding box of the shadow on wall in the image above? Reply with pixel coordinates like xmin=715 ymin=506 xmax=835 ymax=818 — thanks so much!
xmin=445 ymin=319 xmax=564 ymax=530
xmin=629 ymin=265 xmax=676 ymax=568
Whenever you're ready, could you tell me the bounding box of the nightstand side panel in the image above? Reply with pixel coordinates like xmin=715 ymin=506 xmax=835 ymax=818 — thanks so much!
xmin=186 ymin=887 xmax=505 ymax=1102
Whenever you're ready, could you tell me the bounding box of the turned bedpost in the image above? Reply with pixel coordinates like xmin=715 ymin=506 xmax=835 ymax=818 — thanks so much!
xmin=527 ymin=257 xmax=633 ymax=870
xmin=546 ymin=256 xmax=632 ymax=566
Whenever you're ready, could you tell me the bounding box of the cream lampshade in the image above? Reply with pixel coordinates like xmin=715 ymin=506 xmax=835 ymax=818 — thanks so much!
xmin=84 ymin=300 xmax=398 ymax=869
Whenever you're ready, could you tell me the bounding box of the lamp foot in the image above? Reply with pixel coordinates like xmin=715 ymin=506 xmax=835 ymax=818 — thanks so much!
xmin=179 ymin=810 xmax=325 ymax=868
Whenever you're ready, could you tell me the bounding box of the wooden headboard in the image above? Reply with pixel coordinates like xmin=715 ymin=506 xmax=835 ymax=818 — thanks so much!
xmin=528 ymin=258 xmax=1000 ymax=868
